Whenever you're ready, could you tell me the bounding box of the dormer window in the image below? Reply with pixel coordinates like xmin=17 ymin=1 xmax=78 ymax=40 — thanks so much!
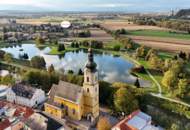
xmin=87 ymin=77 xmax=89 ymax=82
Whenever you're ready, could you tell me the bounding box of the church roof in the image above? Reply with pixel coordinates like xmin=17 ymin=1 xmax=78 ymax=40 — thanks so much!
xmin=49 ymin=81 xmax=83 ymax=104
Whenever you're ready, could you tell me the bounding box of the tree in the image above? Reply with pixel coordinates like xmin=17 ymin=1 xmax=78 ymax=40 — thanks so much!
xmin=164 ymin=59 xmax=173 ymax=71
xmin=75 ymin=42 xmax=79 ymax=48
xmin=171 ymin=123 xmax=180 ymax=130
xmin=4 ymin=53 xmax=13 ymax=63
xmin=148 ymin=54 xmax=163 ymax=70
xmin=0 ymin=50 xmax=5 ymax=59
xmin=68 ymin=70 xmax=74 ymax=74
xmin=162 ymin=70 xmax=178 ymax=89
xmin=0 ymin=74 xmax=15 ymax=85
xmin=145 ymin=49 xmax=156 ymax=61
xmin=23 ymin=70 xmax=59 ymax=92
xmin=113 ymin=45 xmax=121 ymax=51
xmin=71 ymin=42 xmax=75 ymax=48
xmin=78 ymin=69 xmax=83 ymax=75
xmin=30 ymin=56 xmax=46 ymax=69
xmin=48 ymin=64 xmax=55 ymax=73
xmin=114 ymin=87 xmax=139 ymax=114
xmin=134 ymin=78 xmax=140 ymax=88
xmin=57 ymin=44 xmax=65 ymax=52
xmin=178 ymin=79 xmax=188 ymax=98
xmin=99 ymin=81 xmax=115 ymax=107
xmin=135 ymin=46 xmax=145 ymax=58
xmin=35 ymin=36 xmax=45 ymax=45
xmin=97 ymin=117 xmax=111 ymax=130
xmin=178 ymin=51 xmax=186 ymax=60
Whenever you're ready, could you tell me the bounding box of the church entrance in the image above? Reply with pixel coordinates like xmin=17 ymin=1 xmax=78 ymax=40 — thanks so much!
xmin=87 ymin=113 xmax=94 ymax=122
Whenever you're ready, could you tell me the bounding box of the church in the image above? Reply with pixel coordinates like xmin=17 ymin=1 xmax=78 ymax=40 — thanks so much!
xmin=44 ymin=48 xmax=99 ymax=122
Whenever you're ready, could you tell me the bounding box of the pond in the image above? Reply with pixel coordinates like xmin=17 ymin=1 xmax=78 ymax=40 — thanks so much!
xmin=1 ymin=44 xmax=150 ymax=86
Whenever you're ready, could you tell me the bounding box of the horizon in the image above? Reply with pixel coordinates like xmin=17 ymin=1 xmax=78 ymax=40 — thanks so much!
xmin=0 ymin=0 xmax=189 ymax=13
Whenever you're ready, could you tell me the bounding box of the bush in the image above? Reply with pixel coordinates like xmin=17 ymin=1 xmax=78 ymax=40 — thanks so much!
xmin=30 ymin=56 xmax=46 ymax=69
xmin=113 ymin=45 xmax=121 ymax=51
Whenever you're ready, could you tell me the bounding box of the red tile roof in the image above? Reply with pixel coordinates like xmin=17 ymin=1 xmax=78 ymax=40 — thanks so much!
xmin=0 ymin=100 xmax=34 ymax=130
xmin=112 ymin=110 xmax=141 ymax=130
xmin=0 ymin=119 xmax=11 ymax=130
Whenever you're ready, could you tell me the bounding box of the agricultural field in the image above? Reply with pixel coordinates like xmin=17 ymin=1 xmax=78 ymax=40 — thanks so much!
xmin=128 ymin=30 xmax=190 ymax=40
xmin=131 ymin=39 xmax=190 ymax=52
xmin=100 ymin=20 xmax=167 ymax=31
xmin=121 ymin=29 xmax=190 ymax=52
xmin=66 ymin=28 xmax=114 ymax=42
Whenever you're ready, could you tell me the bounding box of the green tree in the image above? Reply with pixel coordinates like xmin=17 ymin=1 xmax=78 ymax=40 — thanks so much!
xmin=48 ymin=64 xmax=55 ymax=73
xmin=178 ymin=79 xmax=188 ymax=98
xmin=135 ymin=46 xmax=145 ymax=58
xmin=71 ymin=42 xmax=75 ymax=48
xmin=0 ymin=74 xmax=15 ymax=85
xmin=134 ymin=78 xmax=140 ymax=88
xmin=4 ymin=53 xmax=13 ymax=63
xmin=57 ymin=44 xmax=65 ymax=52
xmin=68 ymin=70 xmax=74 ymax=74
xmin=114 ymin=87 xmax=139 ymax=114
xmin=78 ymin=69 xmax=83 ymax=75
xmin=99 ymin=81 xmax=115 ymax=107
xmin=23 ymin=70 xmax=59 ymax=92
xmin=113 ymin=45 xmax=121 ymax=51
xmin=162 ymin=70 xmax=178 ymax=89
xmin=148 ymin=54 xmax=163 ymax=70
xmin=145 ymin=49 xmax=156 ymax=61
xmin=30 ymin=56 xmax=46 ymax=69
xmin=171 ymin=123 xmax=180 ymax=130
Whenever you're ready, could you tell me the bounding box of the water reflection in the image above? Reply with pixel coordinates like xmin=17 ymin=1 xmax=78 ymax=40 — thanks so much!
xmin=1 ymin=44 xmax=136 ymax=83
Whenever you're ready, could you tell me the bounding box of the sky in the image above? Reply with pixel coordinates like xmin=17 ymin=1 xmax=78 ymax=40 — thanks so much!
xmin=0 ymin=0 xmax=189 ymax=12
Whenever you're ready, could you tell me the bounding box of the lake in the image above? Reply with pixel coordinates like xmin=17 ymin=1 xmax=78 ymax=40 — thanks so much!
xmin=1 ymin=44 xmax=149 ymax=85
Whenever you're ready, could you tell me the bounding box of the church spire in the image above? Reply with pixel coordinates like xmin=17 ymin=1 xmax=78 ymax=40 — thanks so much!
xmin=86 ymin=48 xmax=97 ymax=71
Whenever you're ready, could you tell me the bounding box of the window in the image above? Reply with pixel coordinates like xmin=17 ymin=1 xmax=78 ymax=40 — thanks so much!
xmin=87 ymin=77 xmax=89 ymax=82
xmin=87 ymin=88 xmax=90 ymax=93
xmin=73 ymin=109 xmax=75 ymax=115
xmin=95 ymin=87 xmax=97 ymax=92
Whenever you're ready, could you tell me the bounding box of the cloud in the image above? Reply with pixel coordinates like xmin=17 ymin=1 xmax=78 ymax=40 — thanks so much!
xmin=93 ymin=3 xmax=133 ymax=8
xmin=0 ymin=0 xmax=54 ymax=8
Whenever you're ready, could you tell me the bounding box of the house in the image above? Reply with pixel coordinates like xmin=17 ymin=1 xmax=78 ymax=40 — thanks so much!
xmin=24 ymin=112 xmax=70 ymax=130
xmin=0 ymin=85 xmax=9 ymax=98
xmin=44 ymin=48 xmax=99 ymax=123
xmin=112 ymin=110 xmax=162 ymax=130
xmin=0 ymin=100 xmax=34 ymax=130
xmin=7 ymin=83 xmax=46 ymax=107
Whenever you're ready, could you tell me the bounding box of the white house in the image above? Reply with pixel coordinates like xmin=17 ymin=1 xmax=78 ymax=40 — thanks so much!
xmin=6 ymin=83 xmax=46 ymax=107
xmin=0 ymin=85 xmax=9 ymax=98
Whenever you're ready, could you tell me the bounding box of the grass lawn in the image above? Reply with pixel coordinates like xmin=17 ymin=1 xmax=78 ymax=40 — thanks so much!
xmin=48 ymin=46 xmax=78 ymax=55
xmin=128 ymin=30 xmax=190 ymax=40
xmin=158 ymin=52 xmax=174 ymax=60
xmin=104 ymin=40 xmax=124 ymax=49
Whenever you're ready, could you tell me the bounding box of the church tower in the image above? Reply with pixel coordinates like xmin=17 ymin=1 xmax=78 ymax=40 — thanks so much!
xmin=83 ymin=48 xmax=99 ymax=121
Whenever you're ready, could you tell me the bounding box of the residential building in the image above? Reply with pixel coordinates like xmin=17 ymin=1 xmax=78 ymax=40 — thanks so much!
xmin=112 ymin=110 xmax=162 ymax=130
xmin=44 ymin=48 xmax=99 ymax=123
xmin=0 ymin=100 xmax=34 ymax=130
xmin=0 ymin=85 xmax=9 ymax=98
xmin=7 ymin=83 xmax=46 ymax=107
